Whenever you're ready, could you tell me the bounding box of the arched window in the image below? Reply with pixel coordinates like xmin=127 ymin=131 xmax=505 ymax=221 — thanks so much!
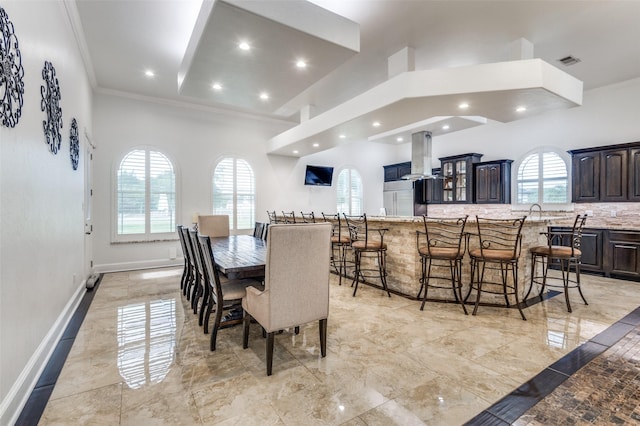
xmin=213 ymin=157 xmax=255 ymax=231
xmin=116 ymin=149 xmax=176 ymax=240
xmin=516 ymin=148 xmax=569 ymax=206
xmin=336 ymin=168 xmax=363 ymax=215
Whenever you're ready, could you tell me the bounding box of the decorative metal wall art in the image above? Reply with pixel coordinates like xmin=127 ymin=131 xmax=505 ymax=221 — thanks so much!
xmin=1 ymin=6 xmax=25 ymax=128
xmin=70 ymin=118 xmax=79 ymax=170
xmin=41 ymin=60 xmax=63 ymax=154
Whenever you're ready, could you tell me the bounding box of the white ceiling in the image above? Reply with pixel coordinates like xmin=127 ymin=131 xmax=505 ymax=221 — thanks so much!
xmin=72 ymin=0 xmax=640 ymax=147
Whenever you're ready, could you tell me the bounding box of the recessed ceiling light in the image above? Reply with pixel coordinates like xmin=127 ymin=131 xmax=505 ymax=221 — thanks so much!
xmin=372 ymin=121 xmax=381 ymax=127
xmin=296 ymin=60 xmax=307 ymax=69
xmin=212 ymin=83 xmax=222 ymax=91
xmin=238 ymin=41 xmax=250 ymax=51
xmin=458 ymin=102 xmax=469 ymax=109
xmin=396 ymin=137 xmax=403 ymax=142
xmin=293 ymin=150 xmax=299 ymax=154
xmin=516 ymin=106 xmax=527 ymax=112
xmin=144 ymin=70 xmax=155 ymax=78
xmin=259 ymin=92 xmax=269 ymax=100
xmin=442 ymin=124 xmax=450 ymax=130
xmin=339 ymin=134 xmax=346 ymax=139
xmin=312 ymin=143 xmax=319 ymax=148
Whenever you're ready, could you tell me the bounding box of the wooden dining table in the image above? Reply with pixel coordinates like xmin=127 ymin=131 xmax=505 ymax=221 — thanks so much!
xmin=209 ymin=235 xmax=266 ymax=280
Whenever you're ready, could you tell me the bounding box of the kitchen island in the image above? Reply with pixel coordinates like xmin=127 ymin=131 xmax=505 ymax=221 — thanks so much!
xmin=354 ymin=215 xmax=561 ymax=305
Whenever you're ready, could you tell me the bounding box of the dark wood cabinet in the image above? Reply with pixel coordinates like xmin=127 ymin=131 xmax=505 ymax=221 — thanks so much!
xmin=569 ymin=142 xmax=640 ymax=202
xmin=439 ymin=153 xmax=483 ymax=203
xmin=629 ymin=148 xmax=640 ymax=201
xmin=548 ymin=227 xmax=605 ymax=274
xmin=425 ymin=168 xmax=443 ymax=204
xmin=474 ymin=160 xmax=512 ymax=204
xmin=383 ymin=161 xmax=412 ymax=182
xmin=607 ymin=230 xmax=640 ymax=278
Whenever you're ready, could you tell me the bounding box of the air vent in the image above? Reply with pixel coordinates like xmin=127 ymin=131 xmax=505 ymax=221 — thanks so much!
xmin=558 ymin=55 xmax=582 ymax=66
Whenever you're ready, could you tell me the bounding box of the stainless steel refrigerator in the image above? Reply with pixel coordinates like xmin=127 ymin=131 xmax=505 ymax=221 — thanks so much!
xmin=383 ymin=180 xmax=415 ymax=216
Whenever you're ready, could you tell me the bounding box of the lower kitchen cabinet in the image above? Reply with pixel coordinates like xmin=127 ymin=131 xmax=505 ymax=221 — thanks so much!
xmin=548 ymin=227 xmax=604 ymax=273
xmin=607 ymin=230 xmax=640 ymax=279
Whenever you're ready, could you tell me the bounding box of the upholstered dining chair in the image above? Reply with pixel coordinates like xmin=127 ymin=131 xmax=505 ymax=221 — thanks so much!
xmin=242 ymin=222 xmax=332 ymax=376
xmin=416 ymin=215 xmax=468 ymax=313
xmin=198 ymin=235 xmax=262 ymax=351
xmin=465 ymin=216 xmax=527 ymax=320
xmin=526 ymin=214 xmax=588 ymax=312
xmin=197 ymin=215 xmax=230 ymax=237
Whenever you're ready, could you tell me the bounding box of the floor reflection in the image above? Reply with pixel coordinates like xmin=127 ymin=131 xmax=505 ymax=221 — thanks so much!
xmin=117 ymin=298 xmax=176 ymax=389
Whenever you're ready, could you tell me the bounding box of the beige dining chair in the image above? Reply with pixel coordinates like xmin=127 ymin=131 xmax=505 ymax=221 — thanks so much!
xmin=198 ymin=215 xmax=230 ymax=237
xmin=242 ymin=222 xmax=332 ymax=376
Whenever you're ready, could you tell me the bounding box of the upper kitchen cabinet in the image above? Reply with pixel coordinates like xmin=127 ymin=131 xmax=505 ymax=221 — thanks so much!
xmin=383 ymin=161 xmax=412 ymax=182
xmin=569 ymin=142 xmax=640 ymax=202
xmin=440 ymin=153 xmax=483 ymax=203
xmin=474 ymin=160 xmax=513 ymax=204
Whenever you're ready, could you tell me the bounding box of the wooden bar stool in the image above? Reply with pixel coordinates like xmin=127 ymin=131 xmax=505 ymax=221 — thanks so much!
xmin=526 ymin=214 xmax=588 ymax=312
xmin=416 ymin=215 xmax=468 ymax=313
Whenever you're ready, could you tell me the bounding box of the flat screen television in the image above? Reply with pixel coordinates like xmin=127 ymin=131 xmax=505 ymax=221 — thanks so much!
xmin=304 ymin=165 xmax=334 ymax=186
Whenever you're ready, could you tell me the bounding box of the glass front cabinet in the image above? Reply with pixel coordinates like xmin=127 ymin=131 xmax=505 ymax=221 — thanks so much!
xmin=439 ymin=153 xmax=483 ymax=203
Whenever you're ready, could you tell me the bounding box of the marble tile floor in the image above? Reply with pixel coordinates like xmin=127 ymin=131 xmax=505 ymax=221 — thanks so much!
xmin=29 ymin=267 xmax=640 ymax=425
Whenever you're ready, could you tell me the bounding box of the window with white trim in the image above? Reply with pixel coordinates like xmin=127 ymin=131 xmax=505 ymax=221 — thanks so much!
xmin=116 ymin=149 xmax=176 ymax=240
xmin=212 ymin=157 xmax=255 ymax=231
xmin=336 ymin=168 xmax=363 ymax=215
xmin=516 ymin=148 xmax=569 ymax=205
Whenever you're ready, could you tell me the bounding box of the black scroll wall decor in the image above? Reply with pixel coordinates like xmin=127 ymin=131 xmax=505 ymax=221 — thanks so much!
xmin=1 ymin=6 xmax=25 ymax=128
xmin=41 ymin=60 xmax=63 ymax=154
xmin=69 ymin=118 xmax=79 ymax=170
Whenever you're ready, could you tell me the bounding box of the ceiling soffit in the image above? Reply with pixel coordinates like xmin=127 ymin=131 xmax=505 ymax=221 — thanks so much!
xmin=178 ymin=0 xmax=360 ymax=115
xmin=267 ymin=59 xmax=583 ymax=157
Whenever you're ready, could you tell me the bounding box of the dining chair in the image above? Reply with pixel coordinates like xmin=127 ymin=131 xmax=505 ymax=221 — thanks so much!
xmin=465 ymin=216 xmax=527 ymax=320
xmin=281 ymin=211 xmax=297 ymax=223
xmin=321 ymin=212 xmax=351 ymax=285
xmin=179 ymin=226 xmax=198 ymax=302
xmin=176 ymin=225 xmax=192 ymax=293
xmin=198 ymin=234 xmax=262 ymax=351
xmin=242 ymin=222 xmax=332 ymax=375
xmin=189 ymin=229 xmax=208 ymax=320
xmin=416 ymin=215 xmax=468 ymax=313
xmin=198 ymin=215 xmax=230 ymax=237
xmin=253 ymin=222 xmax=265 ymax=238
xmin=526 ymin=214 xmax=588 ymax=312
xmin=343 ymin=213 xmax=391 ymax=297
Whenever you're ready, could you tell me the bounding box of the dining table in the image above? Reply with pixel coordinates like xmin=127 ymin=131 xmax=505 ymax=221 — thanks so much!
xmin=209 ymin=234 xmax=266 ymax=280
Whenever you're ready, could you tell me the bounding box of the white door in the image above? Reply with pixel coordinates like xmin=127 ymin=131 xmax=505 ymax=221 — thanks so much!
xmin=83 ymin=132 xmax=95 ymax=278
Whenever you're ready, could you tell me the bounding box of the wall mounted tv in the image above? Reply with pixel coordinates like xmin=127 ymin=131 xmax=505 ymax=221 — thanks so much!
xmin=304 ymin=165 xmax=334 ymax=186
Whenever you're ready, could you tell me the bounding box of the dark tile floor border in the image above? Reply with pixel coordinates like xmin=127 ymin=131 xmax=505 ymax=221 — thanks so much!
xmin=15 ymin=275 xmax=103 ymax=426
xmin=465 ymin=305 xmax=640 ymax=425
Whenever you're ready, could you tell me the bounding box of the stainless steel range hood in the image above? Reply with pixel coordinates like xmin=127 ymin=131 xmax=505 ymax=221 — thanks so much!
xmin=401 ymin=131 xmax=434 ymax=180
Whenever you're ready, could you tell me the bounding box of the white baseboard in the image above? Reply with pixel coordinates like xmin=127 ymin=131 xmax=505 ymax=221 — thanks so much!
xmin=0 ymin=279 xmax=87 ymax=426
xmin=94 ymin=258 xmax=183 ymax=273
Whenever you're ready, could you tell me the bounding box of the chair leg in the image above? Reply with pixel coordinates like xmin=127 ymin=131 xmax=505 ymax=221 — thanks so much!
xmin=455 ymin=259 xmax=468 ymax=315
xmin=319 ymin=318 xmax=327 ymax=357
xmin=198 ymin=282 xmax=210 ymax=326
xmin=210 ymin=301 xmax=223 ymax=351
xmin=242 ymin=313 xmax=250 ymax=349
xmin=472 ymin=260 xmax=485 ymax=316
xmin=266 ymin=332 xmax=275 ymax=376
xmin=501 ymin=262 xmax=510 ymax=307
xmin=203 ymin=291 xmax=214 ymax=334
xmin=420 ymin=257 xmax=431 ymax=311
xmin=560 ymin=259 xmax=573 ymax=313
xmin=575 ymin=260 xmax=589 ymax=306
xmin=378 ymin=250 xmax=391 ymax=297
xmin=512 ymin=262 xmax=526 ymax=321
xmin=352 ymin=251 xmax=361 ymax=296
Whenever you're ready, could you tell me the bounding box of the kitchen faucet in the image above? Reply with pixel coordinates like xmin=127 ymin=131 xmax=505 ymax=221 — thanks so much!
xmin=528 ymin=203 xmax=542 ymax=219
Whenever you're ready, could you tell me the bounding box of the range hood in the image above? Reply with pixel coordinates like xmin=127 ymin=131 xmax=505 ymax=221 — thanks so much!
xmin=401 ymin=131 xmax=435 ymax=180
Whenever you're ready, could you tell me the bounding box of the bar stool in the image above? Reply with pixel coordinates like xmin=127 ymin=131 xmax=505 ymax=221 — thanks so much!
xmin=343 ymin=213 xmax=391 ymax=297
xmin=465 ymin=216 xmax=527 ymax=320
xmin=281 ymin=211 xmax=297 ymax=223
xmin=322 ymin=213 xmax=351 ymax=285
xmin=267 ymin=210 xmax=280 ymax=224
xmin=300 ymin=211 xmax=316 ymax=223
xmin=526 ymin=214 xmax=588 ymax=312
xmin=416 ymin=215 xmax=468 ymax=313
